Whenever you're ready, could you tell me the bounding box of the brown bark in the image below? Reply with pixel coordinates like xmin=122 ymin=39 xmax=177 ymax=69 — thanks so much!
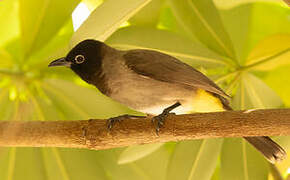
xmin=0 ymin=109 xmax=289 ymax=150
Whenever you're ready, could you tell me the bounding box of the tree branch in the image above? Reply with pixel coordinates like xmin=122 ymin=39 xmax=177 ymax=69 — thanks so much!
xmin=0 ymin=109 xmax=289 ymax=150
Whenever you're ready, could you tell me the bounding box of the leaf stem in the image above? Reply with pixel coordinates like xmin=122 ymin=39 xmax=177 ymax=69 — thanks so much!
xmin=242 ymin=140 xmax=249 ymax=180
xmin=215 ymin=71 xmax=236 ymax=84
xmin=7 ymin=148 xmax=16 ymax=180
xmin=242 ymin=48 xmax=290 ymax=71
xmin=225 ymin=72 xmax=241 ymax=95
xmin=187 ymin=0 xmax=235 ymax=59
xmin=187 ymin=140 xmax=206 ymax=180
xmin=0 ymin=68 xmax=25 ymax=77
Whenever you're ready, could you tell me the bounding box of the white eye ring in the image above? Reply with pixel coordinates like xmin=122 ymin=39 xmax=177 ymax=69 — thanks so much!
xmin=75 ymin=55 xmax=85 ymax=64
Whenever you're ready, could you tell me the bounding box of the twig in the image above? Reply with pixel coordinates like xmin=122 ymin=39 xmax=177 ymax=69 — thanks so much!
xmin=0 ymin=109 xmax=289 ymax=150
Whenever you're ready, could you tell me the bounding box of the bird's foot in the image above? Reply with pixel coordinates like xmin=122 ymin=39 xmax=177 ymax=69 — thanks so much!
xmin=152 ymin=111 xmax=174 ymax=135
xmin=151 ymin=102 xmax=181 ymax=135
xmin=107 ymin=114 xmax=144 ymax=130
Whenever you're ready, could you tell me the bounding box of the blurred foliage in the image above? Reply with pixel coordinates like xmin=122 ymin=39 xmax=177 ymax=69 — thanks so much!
xmin=0 ymin=0 xmax=289 ymax=179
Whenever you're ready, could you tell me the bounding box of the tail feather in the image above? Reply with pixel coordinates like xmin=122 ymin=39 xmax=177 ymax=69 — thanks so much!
xmin=244 ymin=136 xmax=286 ymax=163
xmin=219 ymin=98 xmax=287 ymax=163
xmin=213 ymin=93 xmax=287 ymax=163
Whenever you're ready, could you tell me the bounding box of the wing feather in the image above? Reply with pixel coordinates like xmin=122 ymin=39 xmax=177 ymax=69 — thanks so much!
xmin=123 ymin=49 xmax=229 ymax=101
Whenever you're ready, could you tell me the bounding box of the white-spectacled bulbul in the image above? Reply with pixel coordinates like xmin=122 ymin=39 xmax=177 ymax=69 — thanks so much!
xmin=49 ymin=39 xmax=286 ymax=163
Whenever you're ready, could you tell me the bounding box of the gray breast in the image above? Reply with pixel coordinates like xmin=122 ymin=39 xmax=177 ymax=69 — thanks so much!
xmin=101 ymin=52 xmax=196 ymax=115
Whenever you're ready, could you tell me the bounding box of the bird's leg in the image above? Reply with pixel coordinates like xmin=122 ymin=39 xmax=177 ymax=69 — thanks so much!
xmin=107 ymin=114 xmax=145 ymax=130
xmin=152 ymin=102 xmax=181 ymax=134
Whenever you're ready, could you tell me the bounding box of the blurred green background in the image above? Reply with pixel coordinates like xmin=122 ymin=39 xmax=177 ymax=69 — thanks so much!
xmin=0 ymin=0 xmax=289 ymax=179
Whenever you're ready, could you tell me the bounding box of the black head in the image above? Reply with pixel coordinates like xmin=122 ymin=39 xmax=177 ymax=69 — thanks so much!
xmin=49 ymin=39 xmax=105 ymax=83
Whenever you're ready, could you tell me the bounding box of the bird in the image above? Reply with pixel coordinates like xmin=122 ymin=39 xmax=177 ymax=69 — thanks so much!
xmin=48 ymin=39 xmax=286 ymax=163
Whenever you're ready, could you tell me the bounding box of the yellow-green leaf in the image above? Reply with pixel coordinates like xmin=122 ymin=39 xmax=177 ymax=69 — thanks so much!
xmin=248 ymin=3 xmax=290 ymax=52
xmin=0 ymin=49 xmax=13 ymax=68
xmin=82 ymin=0 xmax=103 ymax=11
xmin=232 ymin=73 xmax=283 ymax=109
xmin=95 ymin=149 xmax=152 ymax=180
xmin=19 ymin=0 xmax=80 ymax=57
xmin=70 ymin=0 xmax=151 ymax=46
xmin=169 ymin=0 xmax=236 ymax=59
xmin=220 ymin=3 xmax=290 ymax=65
xmin=132 ymin=145 xmax=172 ymax=180
xmin=219 ymin=4 xmax=253 ymax=64
xmin=213 ymin=0 xmax=287 ymax=9
xmin=0 ymin=89 xmax=14 ymax=120
xmin=221 ymin=138 xmax=269 ymax=180
xmin=106 ymin=26 xmax=228 ymax=67
xmin=245 ymin=34 xmax=290 ymax=70
xmin=13 ymin=148 xmax=47 ymax=180
xmin=129 ymin=0 xmax=164 ymax=26
xmin=0 ymin=0 xmax=20 ymax=46
xmin=264 ymin=65 xmax=290 ymax=107
xmin=166 ymin=139 xmax=223 ymax=180
xmin=49 ymin=148 xmax=108 ymax=180
xmin=118 ymin=143 xmax=163 ymax=164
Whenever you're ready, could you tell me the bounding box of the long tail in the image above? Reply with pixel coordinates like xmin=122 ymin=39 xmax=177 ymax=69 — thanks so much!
xmin=244 ymin=136 xmax=286 ymax=163
xmin=221 ymin=100 xmax=287 ymax=163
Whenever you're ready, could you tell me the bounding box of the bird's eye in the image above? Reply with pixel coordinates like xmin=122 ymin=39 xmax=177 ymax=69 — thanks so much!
xmin=75 ymin=55 xmax=85 ymax=64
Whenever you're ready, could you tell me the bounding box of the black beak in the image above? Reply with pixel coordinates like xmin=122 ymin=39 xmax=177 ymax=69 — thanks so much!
xmin=48 ymin=57 xmax=71 ymax=67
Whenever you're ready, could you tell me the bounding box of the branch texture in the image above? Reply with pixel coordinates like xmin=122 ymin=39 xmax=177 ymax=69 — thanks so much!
xmin=0 ymin=109 xmax=289 ymax=150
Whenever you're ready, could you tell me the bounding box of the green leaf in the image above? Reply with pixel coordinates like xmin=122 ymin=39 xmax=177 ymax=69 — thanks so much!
xmin=133 ymin=145 xmax=172 ymax=180
xmin=248 ymin=3 xmax=290 ymax=52
xmin=245 ymin=34 xmax=290 ymax=71
xmin=10 ymin=147 xmax=111 ymax=180
xmin=219 ymin=4 xmax=253 ymax=64
xmin=106 ymin=26 xmax=228 ymax=67
xmin=211 ymin=162 xmax=221 ymax=180
xmin=19 ymin=0 xmax=80 ymax=56
xmin=0 ymin=89 xmax=16 ymax=120
xmin=40 ymin=148 xmax=71 ymax=180
xmin=166 ymin=139 xmax=223 ymax=180
xmin=2 ymin=38 xmax=22 ymax=64
xmin=13 ymin=148 xmax=47 ymax=180
xmin=0 ymin=49 xmax=14 ymax=68
xmin=169 ymin=0 xmax=236 ymax=59
xmin=158 ymin=5 xmax=196 ymax=41
xmin=232 ymin=73 xmax=283 ymax=109
xmin=82 ymin=0 xmax=103 ymax=11
xmin=27 ymin=20 xmax=74 ymax=67
xmin=213 ymin=0 xmax=287 ymax=9
xmin=95 ymin=149 xmax=151 ymax=180
xmin=70 ymin=0 xmax=151 ymax=45
xmin=221 ymin=138 xmax=269 ymax=180
xmin=129 ymin=0 xmax=164 ymax=26
xmin=0 ymin=148 xmax=11 ymax=179
xmin=0 ymin=0 xmax=20 ymax=46
xmin=50 ymin=148 xmax=108 ymax=180
xmin=220 ymin=3 xmax=290 ymax=65
xmin=264 ymin=65 xmax=290 ymax=107
xmin=118 ymin=143 xmax=163 ymax=164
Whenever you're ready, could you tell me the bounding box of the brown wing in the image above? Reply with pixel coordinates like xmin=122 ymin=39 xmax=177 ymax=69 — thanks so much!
xmin=123 ymin=49 xmax=230 ymax=100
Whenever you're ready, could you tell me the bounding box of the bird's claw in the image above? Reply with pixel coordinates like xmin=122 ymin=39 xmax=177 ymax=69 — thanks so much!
xmin=152 ymin=112 xmax=174 ymax=135
xmin=107 ymin=114 xmax=145 ymax=130
xmin=107 ymin=117 xmax=121 ymax=130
